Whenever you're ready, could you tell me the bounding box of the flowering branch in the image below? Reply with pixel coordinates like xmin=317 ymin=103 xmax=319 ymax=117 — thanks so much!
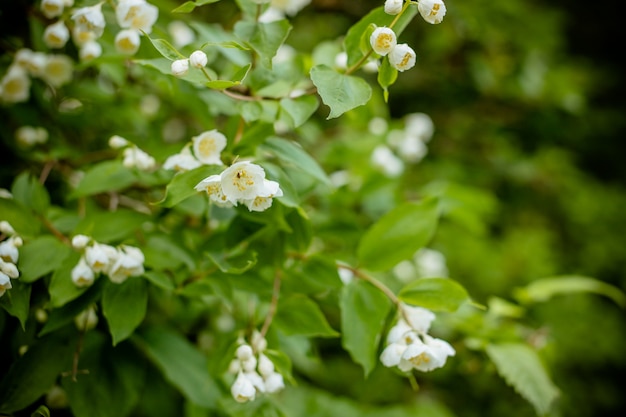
xmin=259 ymin=268 xmax=282 ymax=339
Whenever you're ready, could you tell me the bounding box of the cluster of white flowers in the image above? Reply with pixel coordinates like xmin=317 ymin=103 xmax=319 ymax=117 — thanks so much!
xmin=108 ymin=135 xmax=157 ymax=171
xmin=380 ymin=303 xmax=455 ymax=372
xmin=0 ymin=222 xmax=23 ymax=298
xmin=195 ymin=161 xmax=283 ymax=212
xmin=15 ymin=126 xmax=49 ymax=148
xmin=171 ymin=50 xmax=209 ymax=77
xmin=0 ymin=48 xmax=73 ymax=103
xmin=228 ymin=331 xmax=285 ymax=403
xmin=163 ymin=129 xmax=227 ymax=172
xmin=369 ymin=1 xmax=447 ymax=72
xmin=370 ymin=112 xmax=435 ymax=177
xmin=70 ymin=234 xmax=145 ymax=286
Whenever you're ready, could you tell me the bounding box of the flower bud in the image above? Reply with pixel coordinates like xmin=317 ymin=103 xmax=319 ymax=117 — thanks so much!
xmin=41 ymin=0 xmax=65 ymax=19
xmin=236 ymin=344 xmax=254 ymax=361
xmin=418 ymin=0 xmax=447 ymax=25
xmin=388 ymin=43 xmax=416 ymax=72
xmin=369 ymin=27 xmax=397 ymax=56
xmin=79 ymin=41 xmax=102 ymax=61
xmin=71 ymin=234 xmax=90 ymax=249
xmin=189 ymin=50 xmax=208 ymax=68
xmin=384 ymin=0 xmax=403 ymax=15
xmin=171 ymin=59 xmax=189 ymax=77
xmin=43 ymin=20 xmax=70 ymax=49
xmin=109 ymin=135 xmax=129 ymax=149
xmin=115 ymin=29 xmax=141 ymax=55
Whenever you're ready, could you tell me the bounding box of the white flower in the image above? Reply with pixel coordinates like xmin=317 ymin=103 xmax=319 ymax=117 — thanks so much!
xmin=402 ymin=304 xmax=436 ymax=333
xmin=370 ymin=27 xmax=397 ymax=56
xmin=384 ymin=0 xmax=404 ymax=15
xmin=43 ymin=20 xmax=70 ymax=49
xmin=0 ymin=221 xmax=15 ymax=235
xmin=85 ymin=243 xmax=116 ymax=273
xmin=401 ymin=334 xmax=455 ymax=371
xmin=417 ymin=0 xmax=446 ymax=25
xmin=163 ymin=148 xmax=202 ymax=172
xmin=405 ymin=112 xmax=434 ymax=142
xmin=107 ymin=246 xmax=144 ymax=283
xmin=109 ymin=135 xmax=129 ymax=149
xmin=15 ymin=126 xmax=48 ymax=147
xmin=192 ymin=130 xmax=226 ymax=165
xmin=244 ymin=370 xmax=265 ymax=392
xmin=123 ymin=146 xmax=156 ymax=171
xmin=264 ymin=372 xmax=285 ymax=393
xmin=71 ymin=257 xmax=95 ymax=287
xmin=71 ymin=3 xmax=106 ymax=38
xmin=1 ymin=66 xmax=30 ymax=103
xmin=257 ymin=353 xmax=275 ymax=377
xmin=168 ymin=20 xmax=195 ymax=48
xmin=194 ymin=174 xmax=233 ymax=207
xmin=72 ymin=26 xmax=97 ymax=46
xmin=371 ymin=145 xmax=404 ymax=177
xmin=397 ymin=135 xmax=427 ymax=162
xmin=115 ymin=29 xmax=141 ymax=55
xmin=380 ymin=339 xmax=408 ymax=368
xmin=0 ymin=272 xmax=13 ymax=297
xmin=388 ymin=43 xmax=416 ymax=72
xmin=220 ymin=161 xmax=267 ymax=203
xmin=116 ymin=0 xmax=159 ymax=33
xmin=243 ymin=180 xmax=283 ymax=212
xmin=171 ymin=59 xmax=189 ymax=77
xmin=71 ymin=234 xmax=90 ymax=250
xmin=41 ymin=0 xmax=65 ymax=18
xmin=231 ymin=371 xmax=256 ymax=403
xmin=189 ymin=50 xmax=208 ymax=68
xmin=270 ymin=0 xmax=310 ymax=16
xmin=0 ymin=238 xmax=20 ymax=264
xmin=20 ymin=50 xmax=47 ymax=77
xmin=40 ymin=54 xmax=73 ymax=87
xmin=236 ymin=344 xmax=254 ymax=361
xmin=74 ymin=305 xmax=98 ymax=331
xmin=414 ymin=248 xmax=448 ymax=277
xmin=0 ymin=259 xmax=19 ymax=279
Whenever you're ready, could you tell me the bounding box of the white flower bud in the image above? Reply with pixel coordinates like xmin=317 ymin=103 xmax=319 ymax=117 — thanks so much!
xmin=264 ymin=372 xmax=285 ymax=393
xmin=71 ymin=234 xmax=90 ymax=250
xmin=0 ymin=66 xmax=30 ymax=103
xmin=231 ymin=371 xmax=256 ymax=403
xmin=43 ymin=20 xmax=70 ymax=49
xmin=109 ymin=135 xmax=129 ymax=149
xmin=388 ymin=43 xmax=416 ymax=72
xmin=370 ymin=27 xmax=397 ymax=56
xmin=74 ymin=305 xmax=98 ymax=331
xmin=257 ymin=353 xmax=275 ymax=378
xmin=241 ymin=355 xmax=257 ymax=373
xmin=418 ymin=0 xmax=447 ymax=25
xmin=15 ymin=126 xmax=48 ymax=147
xmin=79 ymin=41 xmax=102 ymax=61
xmin=384 ymin=0 xmax=403 ymax=15
xmin=71 ymin=257 xmax=95 ymax=287
xmin=115 ymin=29 xmax=141 ymax=56
xmin=0 ymin=240 xmax=19 ymax=264
xmin=251 ymin=329 xmax=267 ymax=352
xmin=236 ymin=344 xmax=254 ymax=361
xmin=0 ymin=272 xmax=13 ymax=297
xmin=0 ymin=259 xmax=19 ymax=279
xmin=0 ymin=221 xmax=14 ymax=235
xmin=189 ymin=50 xmax=208 ymax=68
xmin=171 ymin=59 xmax=189 ymax=77
xmin=41 ymin=0 xmax=65 ymax=19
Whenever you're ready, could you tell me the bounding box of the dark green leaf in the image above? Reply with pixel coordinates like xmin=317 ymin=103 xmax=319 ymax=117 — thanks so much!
xmin=102 ymin=278 xmax=148 ymax=345
xmin=310 ymin=65 xmax=372 ymax=119
xmin=48 ymin=251 xmax=88 ymax=307
xmin=0 ymin=278 xmax=31 ymax=329
xmin=70 ymin=160 xmax=137 ymax=198
xmin=357 ymin=198 xmax=439 ymax=271
xmin=398 ymin=278 xmax=470 ymax=312
xmin=340 ymin=279 xmax=392 ymax=376
xmin=0 ymin=198 xmax=40 ymax=237
xmin=19 ymin=235 xmax=72 ymax=283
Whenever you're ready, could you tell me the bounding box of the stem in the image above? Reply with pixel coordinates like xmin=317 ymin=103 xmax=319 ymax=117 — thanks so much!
xmin=200 ymin=66 xmax=213 ymax=82
xmin=337 ymin=263 xmax=400 ymax=306
xmin=39 ymin=161 xmax=54 ymax=184
xmin=259 ymin=269 xmax=282 ymax=339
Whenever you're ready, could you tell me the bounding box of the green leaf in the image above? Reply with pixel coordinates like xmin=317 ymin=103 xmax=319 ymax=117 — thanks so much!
xmin=310 ymin=65 xmax=372 ymax=119
xmin=143 ymin=270 xmax=174 ymax=291
xmin=343 ymin=6 xmax=418 ymax=68
xmin=143 ymin=235 xmax=196 ymax=272
xmin=18 ymin=235 xmax=72 ymax=283
xmin=206 ymin=250 xmax=258 ymax=274
xmin=340 ymin=279 xmax=392 ymax=376
xmin=260 ymin=137 xmax=330 ymax=186
xmin=279 ymin=95 xmax=319 ymax=128
xmin=513 ymin=275 xmax=626 ymax=307
xmin=275 ymin=294 xmax=339 ymax=337
xmin=135 ymin=326 xmax=221 ymax=407
xmin=398 ymin=278 xmax=470 ymax=312
xmin=486 ymin=343 xmax=559 ymax=415
xmin=377 ymin=57 xmax=398 ymax=102
xmin=172 ymin=0 xmax=221 ymax=13
xmin=264 ymin=349 xmax=295 ymax=385
xmin=11 ymin=172 xmax=50 ymax=215
xmin=357 ymin=198 xmax=439 ymax=271
xmin=73 ymin=209 xmax=150 ymax=243
xmin=103 ymin=278 xmax=148 ymax=345
xmin=156 ymin=165 xmax=222 ymax=207
xmin=190 ymin=22 xmax=250 ymax=66
xmin=0 ymin=198 xmax=40 ymax=237
xmin=0 ymin=331 xmax=76 ymax=414
xmin=63 ymin=332 xmax=146 ymax=417
xmin=48 ymin=251 xmax=88 ymax=307
xmin=30 ymin=405 xmax=51 ymax=417
xmin=70 ymin=160 xmax=137 ymax=198
xmin=143 ymin=34 xmax=186 ymax=60
xmin=0 ymin=278 xmax=31 ymax=330
xmin=234 ymin=20 xmax=292 ymax=68
xmin=134 ymin=58 xmax=215 ymax=85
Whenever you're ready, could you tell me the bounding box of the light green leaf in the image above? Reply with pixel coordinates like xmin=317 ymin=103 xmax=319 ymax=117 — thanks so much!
xmin=0 ymin=332 xmax=76 ymax=414
xmin=156 ymin=165 xmax=222 ymax=208
xmin=103 ymin=278 xmax=148 ymax=345
xmin=19 ymin=235 xmax=72 ymax=283
xmin=340 ymin=279 xmax=392 ymax=376
xmin=48 ymin=251 xmax=89 ymax=307
xmin=310 ymin=65 xmax=372 ymax=119
xmin=135 ymin=326 xmax=221 ymax=407
xmin=190 ymin=22 xmax=250 ymax=66
xmin=377 ymin=57 xmax=398 ymax=102
xmin=275 ymin=294 xmax=339 ymax=337
xmin=357 ymin=198 xmax=439 ymax=271
xmin=486 ymin=343 xmax=559 ymax=416
xmin=143 ymin=34 xmax=186 ymax=60
xmin=513 ymin=275 xmax=626 ymax=307
xmin=172 ymin=0 xmax=221 ymax=13
xmin=63 ymin=332 xmax=146 ymax=417
xmin=260 ymin=137 xmax=330 ymax=186
xmin=11 ymin=172 xmax=50 ymax=215
xmin=70 ymin=160 xmax=137 ymax=198
xmin=398 ymin=278 xmax=470 ymax=312
xmin=206 ymin=250 xmax=258 ymax=274
xmin=279 ymin=95 xmax=319 ymax=128
xmin=234 ymin=20 xmax=292 ymax=68
xmin=0 ymin=278 xmax=31 ymax=330
xmin=30 ymin=405 xmax=51 ymax=417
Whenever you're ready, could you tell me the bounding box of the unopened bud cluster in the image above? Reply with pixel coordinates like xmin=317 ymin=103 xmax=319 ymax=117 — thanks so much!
xmin=0 ymin=221 xmax=23 ymax=298
xmin=171 ymin=50 xmax=208 ymax=77
xmin=228 ymin=331 xmax=285 ymax=403
xmin=380 ymin=303 xmax=455 ymax=372
xmin=71 ymin=234 xmax=145 ymax=286
xmin=109 ymin=135 xmax=157 ymax=172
